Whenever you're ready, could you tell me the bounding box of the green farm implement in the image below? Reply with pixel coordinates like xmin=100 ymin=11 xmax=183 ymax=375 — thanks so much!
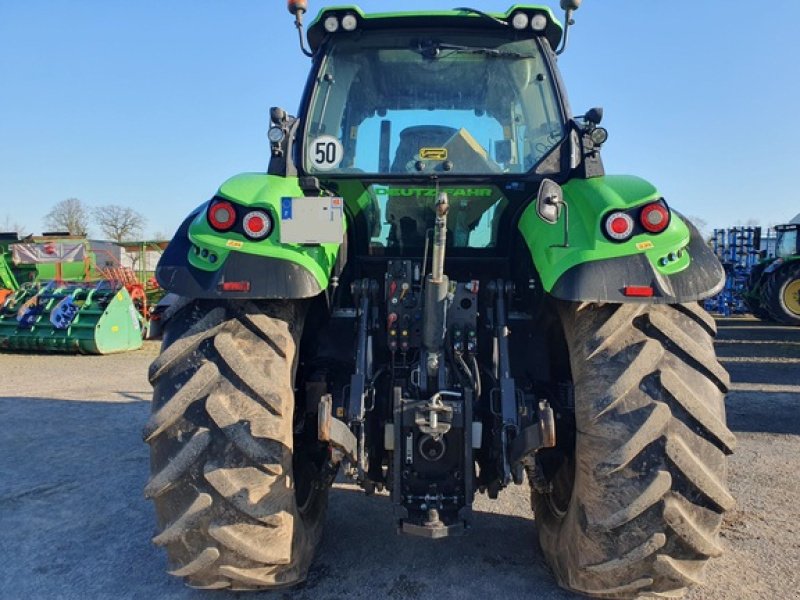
xmin=145 ymin=3 xmax=733 ymax=598
xmin=0 ymin=280 xmax=143 ymax=354
xmin=0 ymin=234 xmax=164 ymax=351
xmin=0 ymin=234 xmax=22 ymax=305
xmin=0 ymin=253 xmax=18 ymax=305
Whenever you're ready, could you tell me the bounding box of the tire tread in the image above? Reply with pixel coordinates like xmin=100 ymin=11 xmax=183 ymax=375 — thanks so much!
xmin=145 ymin=300 xmax=327 ymax=589
xmin=534 ymin=302 xmax=733 ymax=599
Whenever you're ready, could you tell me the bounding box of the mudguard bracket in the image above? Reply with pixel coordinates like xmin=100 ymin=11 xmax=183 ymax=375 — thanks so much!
xmin=318 ymin=394 xmax=358 ymax=464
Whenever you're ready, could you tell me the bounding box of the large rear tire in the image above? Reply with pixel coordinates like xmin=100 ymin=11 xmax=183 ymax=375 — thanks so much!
xmin=144 ymin=299 xmax=328 ymax=590
xmin=534 ymin=302 xmax=735 ymax=599
xmin=760 ymin=262 xmax=800 ymax=325
xmin=743 ymin=263 xmax=771 ymax=320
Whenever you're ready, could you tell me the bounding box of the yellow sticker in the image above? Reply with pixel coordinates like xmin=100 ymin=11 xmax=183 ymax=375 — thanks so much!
xmin=336 ymin=406 xmax=345 ymax=418
xmin=226 ymin=240 xmax=243 ymax=249
xmin=636 ymin=240 xmax=654 ymax=250
xmin=116 ymin=292 xmax=123 ymax=301
xmin=111 ymin=325 xmax=119 ymax=332
xmin=420 ymin=147 xmax=448 ymax=160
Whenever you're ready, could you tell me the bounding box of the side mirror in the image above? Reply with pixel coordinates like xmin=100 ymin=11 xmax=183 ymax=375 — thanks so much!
xmin=537 ymin=179 xmax=570 ymax=248
xmin=560 ymin=0 xmax=582 ymax=10
xmin=536 ymin=179 xmax=564 ymax=224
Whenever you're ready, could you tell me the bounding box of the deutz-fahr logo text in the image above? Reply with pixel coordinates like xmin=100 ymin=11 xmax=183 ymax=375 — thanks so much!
xmin=374 ymin=187 xmax=494 ymax=198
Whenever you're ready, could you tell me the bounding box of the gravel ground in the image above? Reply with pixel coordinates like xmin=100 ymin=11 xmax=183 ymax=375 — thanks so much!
xmin=0 ymin=316 xmax=798 ymax=600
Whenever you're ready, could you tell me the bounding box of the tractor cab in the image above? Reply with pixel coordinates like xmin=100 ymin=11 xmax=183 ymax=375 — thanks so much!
xmin=265 ymin=5 xmax=610 ymax=261
xmin=301 ymin=9 xmax=567 ymax=178
xmin=775 ymin=223 xmax=800 ymax=259
xmin=294 ymin=7 xmax=574 ymax=261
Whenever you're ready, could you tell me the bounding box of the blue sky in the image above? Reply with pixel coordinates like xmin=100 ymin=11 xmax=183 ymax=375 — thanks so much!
xmin=1 ymin=1 xmax=798 ymax=238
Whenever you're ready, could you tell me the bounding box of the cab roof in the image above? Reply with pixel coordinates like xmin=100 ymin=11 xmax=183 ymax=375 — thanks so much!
xmin=307 ymin=5 xmax=563 ymax=53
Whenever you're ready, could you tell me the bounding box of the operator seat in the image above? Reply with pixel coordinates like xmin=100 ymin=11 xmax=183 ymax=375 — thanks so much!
xmin=390 ymin=125 xmax=457 ymax=172
xmin=386 ymin=125 xmax=458 ymax=249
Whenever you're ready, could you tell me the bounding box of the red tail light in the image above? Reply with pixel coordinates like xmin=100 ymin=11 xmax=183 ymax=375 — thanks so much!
xmin=242 ymin=210 xmax=273 ymax=240
xmin=219 ymin=281 xmax=251 ymax=292
xmin=604 ymin=212 xmax=634 ymax=241
xmin=207 ymin=200 xmax=236 ymax=231
xmin=623 ymin=285 xmax=655 ymax=297
xmin=640 ymin=203 xmax=670 ymax=233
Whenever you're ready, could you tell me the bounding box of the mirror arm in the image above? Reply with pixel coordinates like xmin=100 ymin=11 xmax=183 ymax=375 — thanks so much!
xmin=291 ymin=7 xmax=314 ymax=57
xmin=550 ymin=201 xmax=570 ymax=248
xmin=555 ymin=10 xmax=575 ymax=55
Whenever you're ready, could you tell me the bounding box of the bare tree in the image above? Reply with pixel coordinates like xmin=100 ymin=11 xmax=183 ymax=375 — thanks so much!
xmin=94 ymin=205 xmax=147 ymax=242
xmin=685 ymin=214 xmax=710 ymax=240
xmin=1 ymin=214 xmax=30 ymax=236
xmin=44 ymin=198 xmax=90 ymax=236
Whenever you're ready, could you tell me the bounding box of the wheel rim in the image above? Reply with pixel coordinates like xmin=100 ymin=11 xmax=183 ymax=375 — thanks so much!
xmin=543 ymin=453 xmax=575 ymax=520
xmin=294 ymin=456 xmax=325 ymax=517
xmin=783 ymin=278 xmax=800 ymax=316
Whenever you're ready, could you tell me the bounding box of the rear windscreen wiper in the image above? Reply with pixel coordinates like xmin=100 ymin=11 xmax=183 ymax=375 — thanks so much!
xmin=418 ymin=42 xmax=535 ymax=60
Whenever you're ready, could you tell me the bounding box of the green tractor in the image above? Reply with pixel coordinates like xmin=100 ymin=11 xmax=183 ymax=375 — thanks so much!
xmin=145 ymin=2 xmax=734 ymax=597
xmin=744 ymin=223 xmax=800 ymax=325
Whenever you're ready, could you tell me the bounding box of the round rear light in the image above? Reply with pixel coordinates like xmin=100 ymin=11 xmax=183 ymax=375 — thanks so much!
xmin=242 ymin=210 xmax=272 ymax=240
xmin=640 ymin=203 xmax=671 ymax=233
xmin=208 ymin=200 xmax=236 ymax=231
xmin=605 ymin=212 xmax=634 ymax=241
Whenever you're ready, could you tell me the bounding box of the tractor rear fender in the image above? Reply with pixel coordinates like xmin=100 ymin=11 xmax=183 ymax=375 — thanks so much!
xmin=156 ymin=173 xmax=343 ymax=299
xmin=764 ymin=255 xmax=800 ymax=275
xmin=518 ymin=175 xmax=724 ymax=303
